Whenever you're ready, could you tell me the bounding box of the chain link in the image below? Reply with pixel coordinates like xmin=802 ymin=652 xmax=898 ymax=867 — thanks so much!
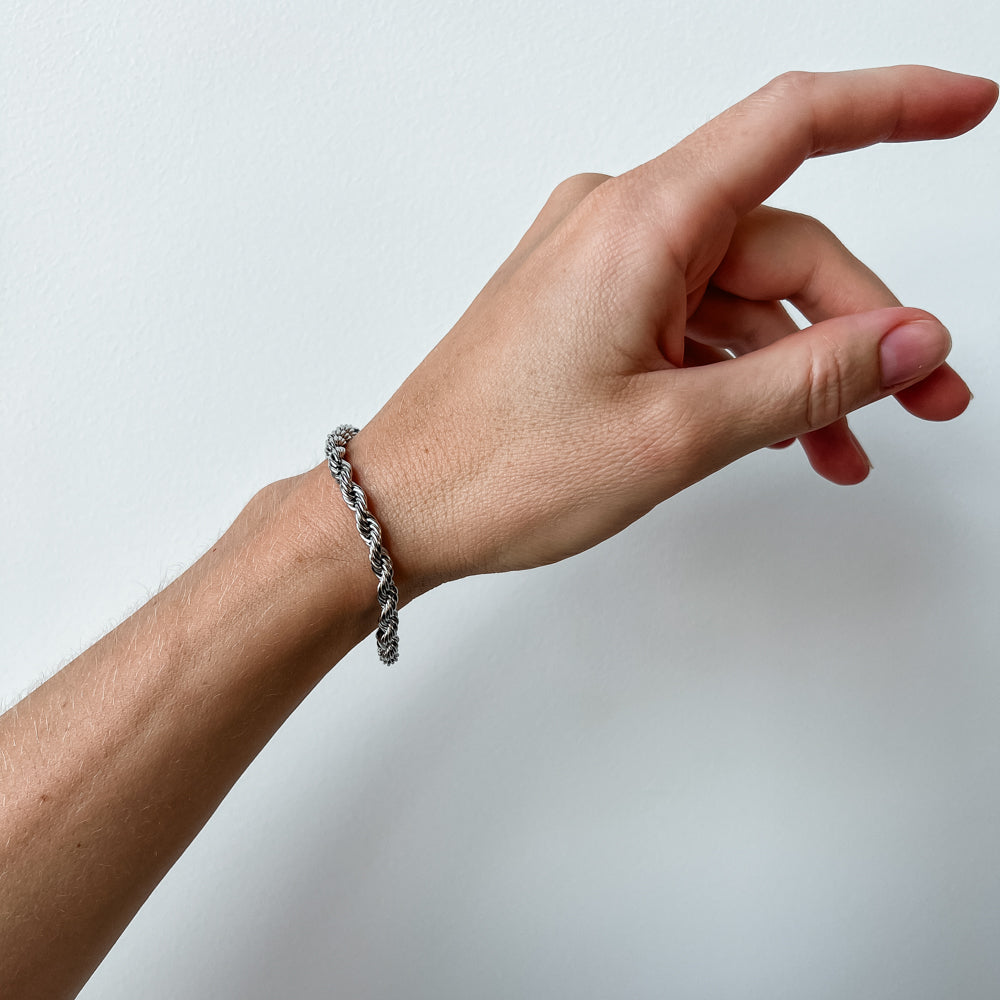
xmin=325 ymin=425 xmax=400 ymax=664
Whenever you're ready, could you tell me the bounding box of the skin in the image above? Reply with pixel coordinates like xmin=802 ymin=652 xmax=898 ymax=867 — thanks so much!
xmin=0 ymin=65 xmax=996 ymax=999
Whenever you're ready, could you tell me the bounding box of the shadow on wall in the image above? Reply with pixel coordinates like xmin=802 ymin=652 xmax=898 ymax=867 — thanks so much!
xmin=223 ymin=458 xmax=998 ymax=999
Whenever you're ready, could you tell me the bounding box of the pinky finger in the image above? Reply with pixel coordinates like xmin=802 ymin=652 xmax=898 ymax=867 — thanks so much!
xmin=798 ymin=421 xmax=873 ymax=485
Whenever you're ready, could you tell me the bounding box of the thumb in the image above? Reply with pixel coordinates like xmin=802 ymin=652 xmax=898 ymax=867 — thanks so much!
xmin=675 ymin=306 xmax=952 ymax=465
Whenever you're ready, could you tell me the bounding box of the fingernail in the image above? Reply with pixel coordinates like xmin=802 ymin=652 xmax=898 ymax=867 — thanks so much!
xmin=849 ymin=429 xmax=874 ymax=471
xmin=879 ymin=320 xmax=951 ymax=388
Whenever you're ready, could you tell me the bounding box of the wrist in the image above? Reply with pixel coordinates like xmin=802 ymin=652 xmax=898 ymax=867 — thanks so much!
xmin=223 ymin=470 xmax=383 ymax=676
xmin=298 ymin=423 xmax=451 ymax=607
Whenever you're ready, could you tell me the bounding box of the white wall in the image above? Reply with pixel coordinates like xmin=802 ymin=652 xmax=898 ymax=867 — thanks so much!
xmin=3 ymin=2 xmax=998 ymax=997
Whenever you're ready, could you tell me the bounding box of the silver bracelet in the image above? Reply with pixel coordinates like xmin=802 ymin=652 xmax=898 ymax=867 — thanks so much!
xmin=325 ymin=425 xmax=400 ymax=664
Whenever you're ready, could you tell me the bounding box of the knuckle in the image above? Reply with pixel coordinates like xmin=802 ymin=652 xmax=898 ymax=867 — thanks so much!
xmin=764 ymin=69 xmax=818 ymax=100
xmin=782 ymin=210 xmax=847 ymax=271
xmin=802 ymin=338 xmax=847 ymax=431
xmin=784 ymin=208 xmax=835 ymax=242
xmin=553 ymin=174 xmax=655 ymax=273
xmin=548 ymin=172 xmax=612 ymax=209
xmin=745 ymin=71 xmax=819 ymax=154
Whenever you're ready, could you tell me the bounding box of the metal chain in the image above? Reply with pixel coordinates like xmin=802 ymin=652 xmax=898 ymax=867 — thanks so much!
xmin=325 ymin=425 xmax=400 ymax=664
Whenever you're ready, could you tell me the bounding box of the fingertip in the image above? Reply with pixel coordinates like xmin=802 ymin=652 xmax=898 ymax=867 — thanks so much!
xmin=817 ymin=455 xmax=873 ymax=487
xmin=881 ymin=66 xmax=1000 ymax=141
xmin=946 ymin=382 xmax=974 ymax=419
xmin=799 ymin=424 xmax=873 ymax=485
xmin=829 ymin=433 xmax=873 ymax=486
xmin=894 ymin=363 xmax=974 ymax=420
xmin=959 ymin=73 xmax=999 ymax=131
xmin=971 ymin=74 xmax=999 ymax=111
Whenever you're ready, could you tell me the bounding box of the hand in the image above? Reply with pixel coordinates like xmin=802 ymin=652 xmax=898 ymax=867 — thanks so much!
xmin=337 ymin=67 xmax=997 ymax=596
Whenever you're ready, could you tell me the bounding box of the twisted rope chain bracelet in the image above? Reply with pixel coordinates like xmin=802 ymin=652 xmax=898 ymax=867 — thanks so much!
xmin=325 ymin=425 xmax=400 ymax=664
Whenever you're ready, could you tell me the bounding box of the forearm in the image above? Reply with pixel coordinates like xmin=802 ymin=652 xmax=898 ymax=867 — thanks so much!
xmin=0 ymin=465 xmax=379 ymax=998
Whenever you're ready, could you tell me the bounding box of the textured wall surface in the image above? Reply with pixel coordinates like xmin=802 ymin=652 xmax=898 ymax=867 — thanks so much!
xmin=2 ymin=2 xmax=998 ymax=997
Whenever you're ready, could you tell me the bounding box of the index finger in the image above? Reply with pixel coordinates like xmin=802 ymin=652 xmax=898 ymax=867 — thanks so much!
xmin=633 ymin=66 xmax=997 ymax=244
